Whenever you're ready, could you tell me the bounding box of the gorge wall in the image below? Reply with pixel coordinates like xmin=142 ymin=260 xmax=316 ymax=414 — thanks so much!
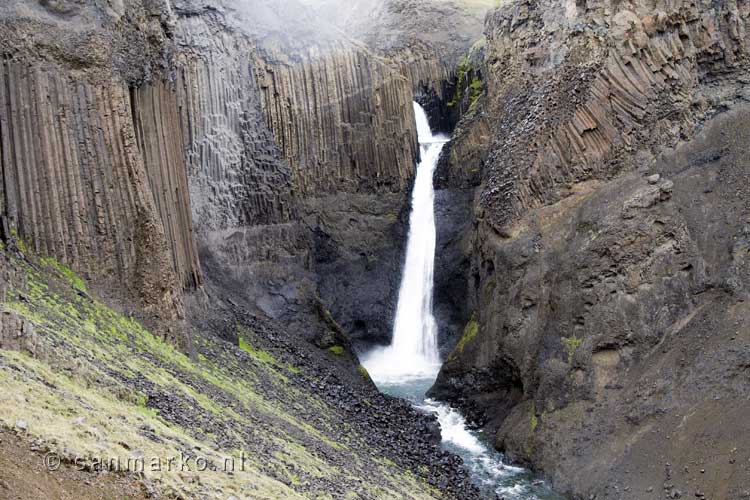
xmin=0 ymin=1 xmax=495 ymax=499
xmin=254 ymin=44 xmax=419 ymax=346
xmin=244 ymin=0 xmax=493 ymax=347
xmin=0 ymin=0 xmax=189 ymax=340
xmin=432 ymin=0 xmax=750 ymax=498
xmin=0 ymin=0 xmax=488 ymax=348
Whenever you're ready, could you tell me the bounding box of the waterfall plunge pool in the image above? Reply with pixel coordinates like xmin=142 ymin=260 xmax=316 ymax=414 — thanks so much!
xmin=372 ymin=376 xmax=562 ymax=500
xmin=360 ymin=102 xmax=563 ymax=500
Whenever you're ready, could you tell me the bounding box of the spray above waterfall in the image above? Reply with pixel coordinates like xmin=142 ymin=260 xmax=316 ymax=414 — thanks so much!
xmin=361 ymin=102 xmax=448 ymax=383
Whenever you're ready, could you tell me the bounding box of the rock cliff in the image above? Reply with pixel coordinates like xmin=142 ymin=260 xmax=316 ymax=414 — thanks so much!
xmin=243 ymin=0 xmax=494 ymax=346
xmin=0 ymin=0 xmax=492 ymax=498
xmin=0 ymin=0 xmax=190 ymax=339
xmin=432 ymin=0 xmax=750 ymax=497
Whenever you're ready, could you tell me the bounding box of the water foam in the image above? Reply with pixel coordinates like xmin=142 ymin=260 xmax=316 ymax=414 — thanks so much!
xmin=361 ymin=102 xmax=446 ymax=383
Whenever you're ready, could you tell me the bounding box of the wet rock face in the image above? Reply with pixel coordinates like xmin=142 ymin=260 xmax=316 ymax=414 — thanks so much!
xmin=432 ymin=187 xmax=473 ymax=351
xmin=302 ymin=193 xmax=410 ymax=347
xmin=434 ymin=0 xmax=750 ymax=497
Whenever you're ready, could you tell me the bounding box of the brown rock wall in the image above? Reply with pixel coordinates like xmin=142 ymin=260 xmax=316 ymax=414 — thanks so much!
xmin=0 ymin=61 xmax=184 ymax=330
xmin=255 ymin=47 xmax=419 ymax=195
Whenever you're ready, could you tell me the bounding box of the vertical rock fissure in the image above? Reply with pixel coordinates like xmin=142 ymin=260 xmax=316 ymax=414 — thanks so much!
xmin=0 ymin=68 xmax=7 ymax=230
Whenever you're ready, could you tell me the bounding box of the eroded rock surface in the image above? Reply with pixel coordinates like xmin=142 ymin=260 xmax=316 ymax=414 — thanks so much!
xmin=0 ymin=0 xmax=493 ymax=498
xmin=433 ymin=1 xmax=750 ymax=497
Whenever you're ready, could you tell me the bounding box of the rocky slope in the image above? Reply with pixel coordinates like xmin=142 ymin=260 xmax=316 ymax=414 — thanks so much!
xmin=0 ymin=244 xmax=479 ymax=499
xmin=432 ymin=0 xmax=750 ymax=498
xmin=0 ymin=0 xmax=494 ymax=498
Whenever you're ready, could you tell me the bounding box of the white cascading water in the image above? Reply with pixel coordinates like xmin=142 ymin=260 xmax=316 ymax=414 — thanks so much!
xmin=361 ymin=102 xmax=448 ymax=383
xmin=361 ymin=102 xmax=561 ymax=500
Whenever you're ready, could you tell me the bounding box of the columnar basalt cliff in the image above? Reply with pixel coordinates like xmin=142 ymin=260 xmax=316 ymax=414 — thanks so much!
xmin=254 ymin=46 xmax=417 ymax=345
xmin=433 ymin=0 xmax=750 ymax=497
xmin=165 ymin=8 xmax=333 ymax=344
xmin=132 ymin=82 xmax=203 ymax=291
xmin=247 ymin=0 xmax=495 ymax=347
xmin=256 ymin=48 xmax=419 ymax=195
xmin=0 ymin=1 xmax=493 ymax=498
xmin=0 ymin=1 xmax=189 ymax=337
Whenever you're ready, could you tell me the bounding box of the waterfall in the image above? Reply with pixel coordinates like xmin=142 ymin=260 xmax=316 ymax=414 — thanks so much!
xmin=361 ymin=102 xmax=448 ymax=383
xmin=360 ymin=104 xmax=562 ymax=500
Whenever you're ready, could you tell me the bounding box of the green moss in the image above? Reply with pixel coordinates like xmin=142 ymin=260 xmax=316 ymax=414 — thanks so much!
xmin=239 ymin=336 xmax=277 ymax=365
xmin=0 ymin=249 xmax=444 ymax=499
xmin=16 ymin=236 xmax=27 ymax=254
xmin=482 ymin=275 xmax=497 ymax=293
xmin=286 ymin=363 xmax=301 ymax=375
xmin=448 ymin=55 xmax=484 ymax=115
xmin=41 ymin=257 xmax=87 ymax=292
xmin=328 ymin=345 xmax=344 ymax=356
xmin=447 ymin=56 xmax=469 ymax=108
xmin=468 ymin=77 xmax=484 ymax=113
xmin=357 ymin=364 xmax=371 ymax=382
xmin=530 ymin=404 xmax=539 ymax=433
xmin=448 ymin=314 xmax=479 ymax=362
xmin=562 ymin=336 xmax=583 ymax=364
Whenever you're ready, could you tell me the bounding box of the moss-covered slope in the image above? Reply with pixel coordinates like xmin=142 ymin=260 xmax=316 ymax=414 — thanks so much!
xmin=0 ymin=242 xmax=464 ymax=499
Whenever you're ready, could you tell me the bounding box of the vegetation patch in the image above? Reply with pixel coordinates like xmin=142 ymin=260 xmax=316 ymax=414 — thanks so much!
xmin=357 ymin=364 xmax=372 ymax=382
xmin=562 ymin=336 xmax=583 ymax=364
xmin=448 ymin=314 xmax=479 ymax=362
xmin=530 ymin=404 xmax=539 ymax=433
xmin=41 ymin=257 xmax=87 ymax=292
xmin=327 ymin=345 xmax=344 ymax=356
xmin=447 ymin=55 xmax=484 ymax=115
xmin=238 ymin=335 xmax=277 ymax=365
xmin=0 ymin=250 xmax=442 ymax=499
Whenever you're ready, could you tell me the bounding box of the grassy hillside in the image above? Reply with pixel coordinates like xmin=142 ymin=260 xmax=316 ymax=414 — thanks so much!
xmin=0 ymin=243 xmax=444 ymax=499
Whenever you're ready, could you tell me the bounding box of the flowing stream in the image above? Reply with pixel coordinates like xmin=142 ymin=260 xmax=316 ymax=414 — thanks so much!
xmin=361 ymin=103 xmax=562 ymax=500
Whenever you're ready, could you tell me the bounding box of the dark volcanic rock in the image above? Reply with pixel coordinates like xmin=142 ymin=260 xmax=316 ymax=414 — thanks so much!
xmin=431 ymin=0 xmax=750 ymax=498
xmin=303 ymin=193 xmax=410 ymax=347
xmin=0 ymin=0 xmax=492 ymax=498
xmin=433 ymin=187 xmax=474 ymax=352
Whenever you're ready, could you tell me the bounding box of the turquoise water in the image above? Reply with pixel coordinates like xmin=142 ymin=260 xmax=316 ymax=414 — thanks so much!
xmin=373 ymin=377 xmax=563 ymax=500
xmin=363 ymin=101 xmax=563 ymax=500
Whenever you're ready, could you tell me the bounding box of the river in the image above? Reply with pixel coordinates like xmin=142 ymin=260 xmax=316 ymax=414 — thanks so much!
xmin=361 ymin=102 xmax=563 ymax=500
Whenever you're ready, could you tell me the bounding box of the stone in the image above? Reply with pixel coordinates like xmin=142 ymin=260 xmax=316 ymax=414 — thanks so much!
xmin=431 ymin=0 xmax=750 ymax=498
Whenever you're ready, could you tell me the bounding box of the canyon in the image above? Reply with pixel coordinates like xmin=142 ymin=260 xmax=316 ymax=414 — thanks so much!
xmin=1 ymin=0 xmax=749 ymax=499
xmin=0 ymin=0 xmax=491 ymax=499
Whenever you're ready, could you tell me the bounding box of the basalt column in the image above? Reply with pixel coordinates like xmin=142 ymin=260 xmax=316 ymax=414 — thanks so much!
xmin=0 ymin=61 xmax=185 ymax=332
xmin=255 ymin=47 xmax=421 ymax=346
xmin=171 ymin=14 xmax=327 ymax=343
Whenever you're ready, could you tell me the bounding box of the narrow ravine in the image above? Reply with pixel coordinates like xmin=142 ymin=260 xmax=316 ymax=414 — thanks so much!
xmin=362 ymin=103 xmax=562 ymax=500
